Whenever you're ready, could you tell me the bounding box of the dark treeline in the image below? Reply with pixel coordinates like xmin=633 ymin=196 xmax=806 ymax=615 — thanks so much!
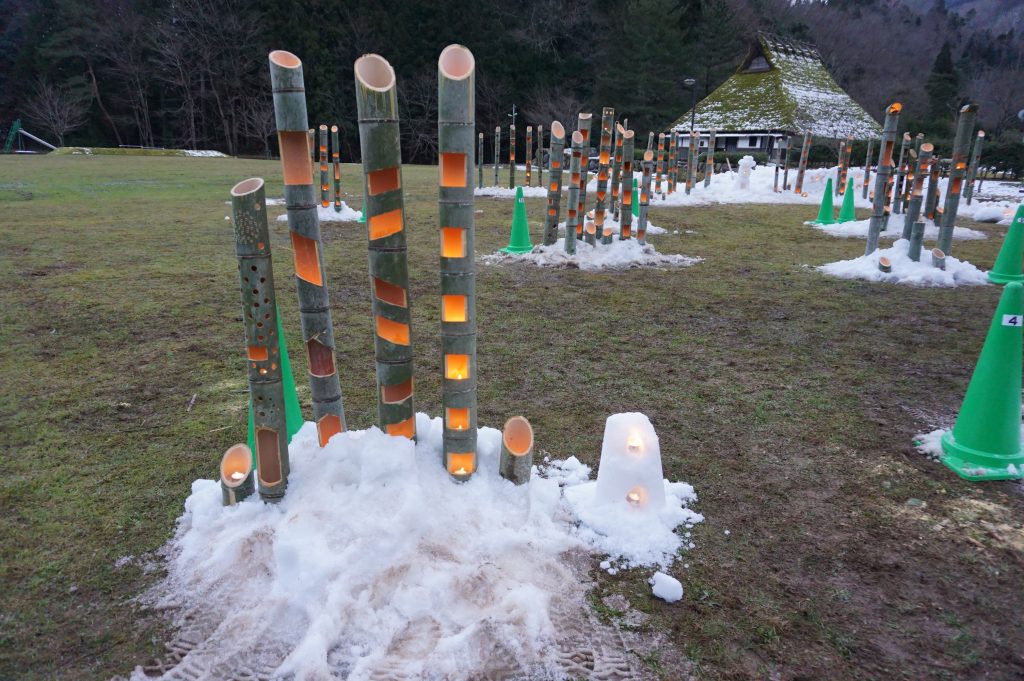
xmin=1 ymin=0 xmax=1021 ymax=165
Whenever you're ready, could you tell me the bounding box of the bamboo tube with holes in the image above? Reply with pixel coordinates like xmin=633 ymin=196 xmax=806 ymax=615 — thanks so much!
xmin=564 ymin=130 xmax=583 ymax=254
xmin=837 ymin=136 xmax=852 ymax=196
xmin=704 ymin=129 xmax=716 ymax=188
xmin=865 ymin=103 xmax=902 ymax=255
xmin=901 ymin=143 xmax=933 ymax=240
xmin=220 ymin=443 xmax=256 ymax=506
xmin=437 ymin=45 xmax=477 ymax=479
xmin=230 ymin=177 xmax=290 ymax=501
xmin=668 ymin=131 xmax=678 ymax=194
xmin=655 ymin=133 xmax=666 ymax=196
xmin=543 ymin=121 xmax=566 ymax=245
xmin=619 ymin=129 xmax=635 ymax=239
xmin=594 ymin=107 xmax=614 ymax=241
xmin=575 ymin=113 xmax=593 ymax=239
xmin=611 ymin=123 xmax=624 ymax=218
xmin=499 ymin=416 xmax=534 ymax=485
xmin=331 ymin=125 xmax=342 ymax=211
xmin=269 ymin=50 xmax=347 ymax=447
xmin=937 ymin=104 xmax=978 ymax=256
xmin=794 ymin=130 xmax=811 ymax=194
xmin=478 ymin=132 xmax=484 ymax=189
xmin=686 ymin=131 xmax=697 ymax=194
xmin=308 ymin=128 xmax=316 ymax=178
xmin=638 ymin=150 xmax=653 ymax=244
xmin=354 ymin=53 xmax=416 ymax=440
xmin=525 ymin=126 xmax=533 ymax=187
xmin=892 ymin=133 xmax=910 ymax=213
xmin=493 ymin=126 xmax=500 ymax=186
xmin=862 ymin=137 xmax=874 ymax=199
xmin=509 ymin=123 xmax=516 ymax=188
xmin=319 ymin=125 xmax=329 ymax=208
xmin=535 ymin=124 xmax=543 ymax=186
xmin=964 ymin=130 xmax=984 ymax=205
xmin=903 ymin=133 xmax=924 ymax=207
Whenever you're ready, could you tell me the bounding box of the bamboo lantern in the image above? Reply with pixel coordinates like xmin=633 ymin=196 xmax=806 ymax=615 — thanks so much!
xmin=308 ymin=128 xmax=316 ymax=179
xmin=937 ymin=104 xmax=978 ymax=257
xmin=477 ymin=132 xmax=484 ymax=189
xmin=319 ymin=124 xmax=329 ymax=208
xmin=594 ymin=107 xmax=614 ymax=242
xmin=837 ymin=136 xmax=852 ymax=196
xmin=602 ymin=225 xmax=613 ymax=245
xmin=331 ymin=125 xmax=342 ymax=211
xmin=575 ymin=113 xmax=593 ymax=240
xmin=924 ymin=156 xmax=941 ymax=220
xmin=637 ymin=150 xmax=654 ymax=245
xmin=964 ymin=130 xmax=984 ymax=205
xmin=498 ymin=416 xmax=534 ymax=485
xmin=900 ymin=143 xmax=934 ymax=242
xmin=773 ymin=137 xmax=783 ymax=192
xmin=864 ymin=103 xmax=902 ymax=255
xmin=493 ymin=126 xmax=500 ymax=187
xmin=437 ymin=44 xmax=478 ymax=479
xmin=793 ymin=130 xmax=811 ymax=195
xmin=891 ymin=132 xmax=911 ymax=212
xmin=932 ymin=248 xmax=946 ymax=270
xmin=269 ymin=50 xmax=347 ymax=447
xmin=674 ymin=132 xmax=685 ymax=190
xmin=610 ymin=122 xmax=623 ymax=219
xmin=509 ymin=123 xmax=516 ymax=189
xmin=685 ymin=131 xmax=697 ymax=194
xmin=542 ymin=121 xmax=566 ymax=246
xmin=901 ymin=134 xmax=921 ymax=209
xmin=704 ymin=129 xmax=716 ymax=188
xmin=220 ymin=443 xmax=256 ymax=506
xmin=564 ymin=130 xmax=584 ymax=255
xmin=525 ymin=125 xmax=533 ymax=187
xmin=535 ymin=124 xmax=544 ymax=186
xmin=354 ymin=53 xmax=416 ymax=440
xmin=646 ymin=131 xmax=654 ymax=152
xmin=619 ymin=129 xmax=635 ymax=239
xmin=667 ymin=132 xmax=678 ymax=194
xmin=230 ymin=177 xmax=291 ymax=501
xmin=584 ymin=215 xmax=597 ymax=245
xmin=862 ymin=137 xmax=874 ymax=199
xmin=654 ymin=133 xmax=666 ymax=197
xmin=782 ymin=134 xmax=792 ymax=190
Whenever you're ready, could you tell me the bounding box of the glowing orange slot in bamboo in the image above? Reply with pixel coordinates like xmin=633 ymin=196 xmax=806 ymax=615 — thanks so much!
xmin=376 ymin=316 xmax=410 ymax=345
xmin=369 ymin=208 xmax=404 ymax=240
xmin=368 ymin=166 xmax=401 ymax=195
xmin=548 ymin=208 xmax=556 ymax=216
xmin=447 ymin=407 xmax=470 ymax=431
xmin=549 ymin=182 xmax=558 ymax=192
xmin=441 ymin=227 xmax=466 ymax=258
xmin=442 ymin=295 xmax=467 ymax=322
xmin=447 ymin=452 xmax=476 ymax=476
xmin=445 ymin=354 xmax=470 ymax=380
xmin=381 ymin=378 xmax=413 ymax=404
xmin=551 ymin=160 xmax=560 ymax=169
xmin=256 ymin=428 xmax=282 ymax=485
xmin=247 ymin=345 xmax=268 ymax=361
xmin=317 ymin=414 xmax=343 ymax=446
xmin=290 ymin=232 xmax=323 ymax=286
xmin=373 ymin=277 xmax=407 ymax=307
xmin=440 ymin=152 xmax=467 ymax=187
xmin=306 ymin=338 xmax=336 ymax=377
xmin=386 ymin=416 xmax=415 ymax=439
xmin=278 ymin=131 xmax=313 ymax=185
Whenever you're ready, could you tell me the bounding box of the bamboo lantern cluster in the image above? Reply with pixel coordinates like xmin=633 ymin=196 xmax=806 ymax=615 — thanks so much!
xmin=525 ymin=126 xmax=533 ymax=187
xmin=655 ymin=133 xmax=666 ymax=196
xmin=319 ymin=125 xmax=330 ymax=208
xmin=331 ymin=126 xmax=342 ymax=211
xmin=594 ymin=107 xmax=614 ymax=242
xmin=964 ymin=130 xmax=984 ymax=205
xmin=637 ymin=149 xmax=653 ymax=244
xmin=269 ymin=50 xmax=347 ymax=448
xmin=220 ymin=443 xmax=255 ymax=505
xmin=836 ymin=136 xmax=852 ymax=196
xmin=619 ymin=129 xmax=635 ymax=239
xmin=793 ymin=130 xmax=811 ymax=195
xmin=543 ymin=121 xmax=567 ymax=245
xmin=937 ymin=104 xmax=978 ymax=256
xmin=610 ymin=123 xmax=624 ymax=219
xmin=477 ymin=132 xmax=484 ymax=189
xmin=902 ymin=143 xmax=934 ymax=262
xmin=704 ymin=129 xmax=716 ymax=188
xmin=686 ymin=131 xmax=697 ymax=194
xmin=493 ymin=126 xmax=500 ymax=187
xmin=891 ymin=133 xmax=911 ymax=212
xmin=564 ymin=130 xmax=584 ymax=254
xmin=354 ymin=53 xmax=416 ymax=440
xmin=229 ymin=177 xmax=291 ymax=502
xmin=575 ymin=113 xmax=593 ymax=241
xmin=862 ymin=137 xmax=874 ymax=200
xmin=864 ymin=103 xmax=902 ymax=255
xmin=436 ymin=44 xmax=478 ymax=480
xmin=508 ymin=124 xmax=516 ymax=188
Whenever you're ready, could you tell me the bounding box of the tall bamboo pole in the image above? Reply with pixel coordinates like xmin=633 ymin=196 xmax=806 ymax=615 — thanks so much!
xmin=354 ymin=53 xmax=416 ymax=440
xmin=269 ymin=50 xmax=347 ymax=447
xmin=862 ymin=137 xmax=874 ymax=199
xmin=477 ymin=132 xmax=484 ymax=189
xmin=331 ymin=125 xmax=342 ymax=211
xmin=575 ymin=113 xmax=593 ymax=240
xmin=900 ymin=143 xmax=933 ymax=241
xmin=704 ymin=129 xmax=716 ymax=188
xmin=924 ymin=155 xmax=941 ymax=220
xmin=610 ymin=122 xmax=624 ymax=219
xmin=319 ymin=124 xmax=329 ymax=208
xmin=836 ymin=136 xmax=852 ymax=195
xmin=964 ymin=130 xmax=984 ymax=205
xmin=904 ymin=133 xmax=924 ymax=207
xmin=535 ymin=124 xmax=544 ymax=187
xmin=437 ymin=44 xmax=477 ymax=480
xmin=864 ymin=103 xmax=902 ymax=255
xmin=667 ymin=131 xmax=678 ymax=194
xmin=493 ymin=126 xmax=500 ymax=187
xmin=509 ymin=123 xmax=516 ymax=188
xmin=637 ymin=150 xmax=653 ymax=244
xmin=543 ymin=121 xmax=566 ymax=245
xmin=594 ymin=107 xmax=614 ymax=243
xmin=937 ymin=104 xmax=978 ymax=256
xmin=619 ymin=129 xmax=635 ymax=239
xmin=230 ymin=177 xmax=290 ymax=501
xmin=308 ymin=128 xmax=316 ymax=179
xmin=794 ymin=130 xmax=811 ymax=194
xmin=565 ymin=130 xmax=583 ymax=254
xmin=655 ymin=132 xmax=666 ymax=197
xmin=525 ymin=125 xmax=533 ymax=188
xmin=782 ymin=134 xmax=792 ymax=190
xmin=686 ymin=131 xmax=697 ymax=194
xmin=892 ymin=132 xmax=911 ymax=213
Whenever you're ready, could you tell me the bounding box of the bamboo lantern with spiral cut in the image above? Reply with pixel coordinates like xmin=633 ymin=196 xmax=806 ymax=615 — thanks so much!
xmin=269 ymin=50 xmax=346 ymax=447
xmin=865 ymin=103 xmax=902 ymax=255
xmin=594 ymin=107 xmax=614 ymax=242
xmin=543 ymin=121 xmax=566 ymax=246
xmin=354 ymin=53 xmax=416 ymax=440
xmin=564 ymin=131 xmax=583 ymax=255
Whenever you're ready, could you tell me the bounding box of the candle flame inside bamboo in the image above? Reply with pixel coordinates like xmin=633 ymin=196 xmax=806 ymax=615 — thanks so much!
xmin=445 ymin=354 xmax=470 ymax=380
xmin=447 ymin=407 xmax=470 ymax=431
xmin=441 ymin=295 xmax=468 ymax=322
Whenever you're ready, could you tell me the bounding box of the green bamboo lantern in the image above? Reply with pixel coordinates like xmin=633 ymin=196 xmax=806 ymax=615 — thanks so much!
xmin=478 ymin=132 xmax=484 ymax=189
xmin=230 ymin=176 xmax=290 ymax=502
xmin=619 ymin=129 xmax=635 ymax=239
xmin=964 ymin=130 xmax=984 ymax=205
xmin=655 ymin=132 xmax=666 ymax=197
xmin=543 ymin=121 xmax=566 ymax=246
xmin=891 ymin=132 xmax=910 ymax=212
xmin=565 ymin=130 xmax=584 ymax=255
xmin=319 ymin=124 xmax=329 ymax=208
xmin=535 ymin=124 xmax=544 ymax=186
xmin=794 ymin=130 xmax=811 ymax=195
xmin=686 ymin=131 xmax=697 ymax=194
xmin=865 ymin=103 xmax=903 ymax=255
xmin=900 ymin=143 xmax=934 ymax=247
xmin=637 ymin=150 xmax=653 ymax=244
xmin=781 ymin=134 xmax=792 ymax=191
xmin=437 ymin=44 xmax=478 ymax=480
xmin=509 ymin=123 xmax=516 ymax=189
xmin=354 ymin=53 xmax=416 ymax=440
xmin=937 ymin=104 xmax=978 ymax=257
xmin=268 ymin=50 xmax=347 ymax=448
xmin=862 ymin=137 xmax=874 ymax=200
xmin=924 ymin=153 xmax=941 ymax=220
xmin=575 ymin=113 xmax=593 ymax=241
xmin=667 ymin=131 xmax=678 ymax=194
xmin=331 ymin=125 xmax=342 ymax=211
xmin=525 ymin=125 xmax=533 ymax=188
xmin=704 ymin=129 xmax=716 ymax=188
xmin=610 ymin=122 xmax=623 ymax=219
xmin=493 ymin=126 xmax=500 ymax=187
xmin=837 ymin=136 xmax=853 ymax=196
xmin=594 ymin=107 xmax=614 ymax=243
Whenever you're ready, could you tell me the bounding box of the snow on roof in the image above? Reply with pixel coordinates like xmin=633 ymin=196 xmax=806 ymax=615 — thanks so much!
xmin=672 ymin=33 xmax=882 ymax=140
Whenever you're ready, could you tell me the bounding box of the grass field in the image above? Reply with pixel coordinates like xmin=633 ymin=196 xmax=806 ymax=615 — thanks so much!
xmin=1 ymin=155 xmax=1022 ymax=680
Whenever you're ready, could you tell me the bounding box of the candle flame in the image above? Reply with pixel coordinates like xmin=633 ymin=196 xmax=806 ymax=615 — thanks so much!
xmin=627 ymin=433 xmax=643 ymax=453
xmin=231 ymin=471 xmax=245 ymax=481
xmin=455 ymin=467 xmax=467 ymax=476
xmin=626 ymin=488 xmax=643 ymax=505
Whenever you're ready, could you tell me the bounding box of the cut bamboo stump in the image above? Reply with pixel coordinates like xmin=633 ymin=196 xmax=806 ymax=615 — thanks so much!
xmin=564 ymin=130 xmax=584 ymax=255
xmin=932 ymin=248 xmax=946 ymax=270
xmin=908 ymin=220 xmax=925 ymax=262
xmin=543 ymin=121 xmax=566 ymax=246
xmin=220 ymin=443 xmax=256 ymax=506
xmin=594 ymin=107 xmax=614 ymax=242
xmin=619 ymin=129 xmax=635 ymax=239
xmin=937 ymin=104 xmax=978 ymax=256
xmin=269 ymin=50 xmax=347 ymax=448
xmin=878 ymin=256 xmax=892 ymax=273
xmin=794 ymin=130 xmax=811 ymax=195
xmin=865 ymin=103 xmax=902 ymax=255
xmin=498 ymin=415 xmax=534 ymax=485
xmin=638 ymin=150 xmax=653 ymax=244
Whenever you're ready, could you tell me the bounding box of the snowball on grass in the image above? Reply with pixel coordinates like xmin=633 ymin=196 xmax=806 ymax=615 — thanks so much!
xmin=481 ymin=237 xmax=701 ymax=272
xmin=275 ymin=201 xmax=362 ymax=222
xmin=807 ymin=215 xmax=986 ymax=241
xmin=817 ymin=239 xmax=989 ymax=287
xmin=650 ymin=571 xmax=683 ymax=603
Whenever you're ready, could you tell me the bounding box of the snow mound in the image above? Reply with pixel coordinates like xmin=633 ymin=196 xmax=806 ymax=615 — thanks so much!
xmin=971 ymin=204 xmax=1013 ymax=223
xmin=475 ymin=185 xmax=548 ymax=198
xmin=650 ymin=572 xmax=684 ymax=603
xmin=183 ymin=149 xmax=228 ymax=157
xmin=558 ymin=213 xmax=667 ymax=236
xmin=817 ymin=239 xmax=989 ymax=287
xmin=807 ymin=215 xmax=986 ymax=241
xmin=275 ymin=201 xmax=362 ymax=222
xmin=482 ymin=238 xmax=701 ymax=271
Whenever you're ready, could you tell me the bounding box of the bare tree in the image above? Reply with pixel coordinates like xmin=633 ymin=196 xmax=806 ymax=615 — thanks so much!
xmin=398 ymin=70 xmax=438 ymax=162
xmin=23 ymin=78 xmax=89 ymax=146
xmin=240 ymin=96 xmax=276 ymax=158
xmin=523 ymin=91 xmax=587 ymax=134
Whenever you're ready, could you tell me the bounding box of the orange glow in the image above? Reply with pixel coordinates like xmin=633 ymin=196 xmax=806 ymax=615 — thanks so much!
xmin=306 ymin=338 xmax=336 ymax=377
xmin=386 ymin=417 xmax=415 ymax=439
xmin=447 ymin=407 xmax=470 ymax=431
xmin=503 ymin=415 xmax=533 ymax=455
xmin=291 ymin=232 xmax=323 ymax=286
xmin=445 ymin=354 xmax=470 ymax=380
xmin=442 ymin=295 xmax=468 ymax=322
xmin=369 ymin=208 xmax=404 ymax=240
xmin=440 ymin=152 xmax=467 ymax=187
xmin=548 ymin=208 xmax=556 ymax=217
xmin=256 ymin=428 xmax=282 ymax=485
xmin=888 ymin=102 xmax=902 ymax=114
xmin=376 ymin=316 xmax=410 ymax=345
xmin=551 ymin=160 xmax=560 ymax=169
xmin=571 ymin=172 xmax=580 ymax=184
xmin=373 ymin=277 xmax=408 ymax=307
xmin=447 ymin=452 xmax=476 ymax=476
xmin=317 ymin=414 xmax=343 ymax=447
xmin=368 ymin=166 xmax=401 ymax=195
xmin=441 ymin=227 xmax=466 ymax=258
xmin=381 ymin=378 xmax=413 ymax=404
xmin=220 ymin=444 xmax=252 ymax=484
xmin=247 ymin=345 xmax=268 ymax=361
xmin=278 ymin=131 xmax=313 ymax=185
xmin=625 ymin=485 xmax=645 ymax=506
xmin=549 ymin=182 xmax=558 ymax=192
xmin=599 ymin=151 xmax=609 ymax=164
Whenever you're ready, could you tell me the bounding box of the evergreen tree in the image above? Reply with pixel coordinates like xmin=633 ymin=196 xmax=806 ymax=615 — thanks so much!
xmin=925 ymin=42 xmax=959 ymax=130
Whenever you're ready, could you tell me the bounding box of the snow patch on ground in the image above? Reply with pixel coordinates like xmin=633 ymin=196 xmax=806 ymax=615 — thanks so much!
xmin=558 ymin=213 xmax=667 ymax=236
xmin=817 ymin=239 xmax=989 ymax=287
xmin=807 ymin=215 xmax=987 ymax=241
xmin=481 ymin=238 xmax=701 ymax=271
xmin=971 ymin=204 xmax=1014 ymax=223
xmin=182 ymin=149 xmax=228 ymax=157
xmin=275 ymin=201 xmax=362 ymax=222
xmin=475 ymin=185 xmax=548 ymax=198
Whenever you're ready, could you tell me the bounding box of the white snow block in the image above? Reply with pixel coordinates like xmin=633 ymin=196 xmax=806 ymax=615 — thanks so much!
xmin=594 ymin=412 xmax=667 ymax=511
xmin=650 ymin=571 xmax=683 ymax=602
xmin=737 ymin=155 xmax=756 ymax=190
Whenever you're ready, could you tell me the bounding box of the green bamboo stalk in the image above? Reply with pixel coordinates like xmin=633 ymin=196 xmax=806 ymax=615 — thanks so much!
xmin=865 ymin=103 xmax=903 ymax=255
xmin=509 ymin=123 xmax=516 ymax=189
xmin=498 ymin=416 xmax=534 ymax=485
xmin=354 ymin=52 xmax=416 ymax=441
xmin=907 ymin=220 xmax=925 ymax=262
xmin=892 ymin=133 xmax=911 ymax=213
xmin=438 ymin=44 xmax=477 ymax=480
xmin=493 ymin=126 xmax=500 ymax=186
xmin=638 ymin=150 xmax=653 ymax=244
xmin=964 ymin=130 xmax=984 ymax=205
xmin=610 ymin=122 xmax=623 ymax=219
xmin=478 ymin=132 xmax=484 ymax=189
xmin=924 ymin=155 xmax=940 ymax=220
xmin=937 ymin=104 xmax=978 ymax=257
xmin=862 ymin=137 xmax=874 ymax=199
xmin=773 ymin=136 xmax=784 ymax=192
xmin=331 ymin=125 xmax=342 ymax=212
xmin=230 ymin=176 xmax=290 ymax=501
xmin=220 ymin=443 xmax=256 ymax=506
xmin=655 ymin=133 xmax=666 ymax=197
xmin=319 ymin=124 xmax=329 ymax=208
xmin=646 ymin=131 xmax=654 ymax=152
xmin=667 ymin=131 xmax=678 ymax=194
xmin=575 ymin=113 xmax=593 ymax=241
xmin=584 ymin=213 xmax=597 ymax=246
xmin=619 ymin=129 xmax=635 ymax=239
xmin=308 ymin=128 xmax=315 ymax=179
xmin=901 ymin=143 xmax=933 ymax=240
xmin=535 ymin=124 xmax=544 ymax=187
xmin=594 ymin=107 xmax=614 ymax=241
xmin=687 ymin=131 xmax=698 ymax=194
xmin=543 ymin=120 xmax=566 ymax=246
xmin=525 ymin=125 xmax=533 ymax=188
xmin=782 ymin=134 xmax=792 ymax=190
xmin=564 ymin=130 xmax=583 ymax=254
xmin=675 ymin=131 xmax=685 ymax=190
xmin=269 ymin=50 xmax=347 ymax=448
xmin=837 ymin=136 xmax=852 ymax=196
xmin=704 ymin=129 xmax=716 ymax=188
xmin=794 ymin=130 xmax=811 ymax=194
xmin=903 ymin=133 xmax=925 ymax=207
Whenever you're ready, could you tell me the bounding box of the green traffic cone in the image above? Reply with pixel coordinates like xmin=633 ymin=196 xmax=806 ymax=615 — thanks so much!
xmin=837 ymin=178 xmax=857 ymax=223
xmin=500 ymin=186 xmax=533 ymax=253
xmin=358 ymin=195 xmax=366 ymax=223
xmin=940 ymin=281 xmax=1024 ymax=480
xmin=632 ymin=178 xmax=640 ymax=218
xmin=811 ymin=178 xmax=836 ymax=225
xmin=248 ymin=308 xmax=304 ymax=459
xmin=987 ymin=204 xmax=1024 ymax=284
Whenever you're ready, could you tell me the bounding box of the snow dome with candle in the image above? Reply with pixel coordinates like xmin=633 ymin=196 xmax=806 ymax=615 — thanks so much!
xmin=594 ymin=412 xmax=667 ymax=511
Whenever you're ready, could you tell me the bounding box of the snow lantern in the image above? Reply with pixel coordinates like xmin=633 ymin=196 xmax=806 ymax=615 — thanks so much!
xmin=594 ymin=412 xmax=666 ymax=511
xmin=737 ymin=155 xmax=756 ymax=190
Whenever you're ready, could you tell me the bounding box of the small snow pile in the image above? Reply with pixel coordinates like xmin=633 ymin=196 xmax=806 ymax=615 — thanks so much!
xmin=736 ymin=155 xmax=756 ymax=190
xmin=817 ymin=239 xmax=989 ymax=287
xmin=275 ymin=201 xmax=362 ymax=222
xmin=649 ymin=572 xmax=684 ymax=603
xmin=475 ymin=185 xmax=548 ymax=198
xmin=482 ymin=238 xmax=700 ymax=271
xmin=558 ymin=213 xmax=667 ymax=236
xmin=183 ymin=149 xmax=228 ymax=157
xmin=807 ymin=214 xmax=986 ymax=241
xmin=971 ymin=204 xmax=1012 ymax=223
